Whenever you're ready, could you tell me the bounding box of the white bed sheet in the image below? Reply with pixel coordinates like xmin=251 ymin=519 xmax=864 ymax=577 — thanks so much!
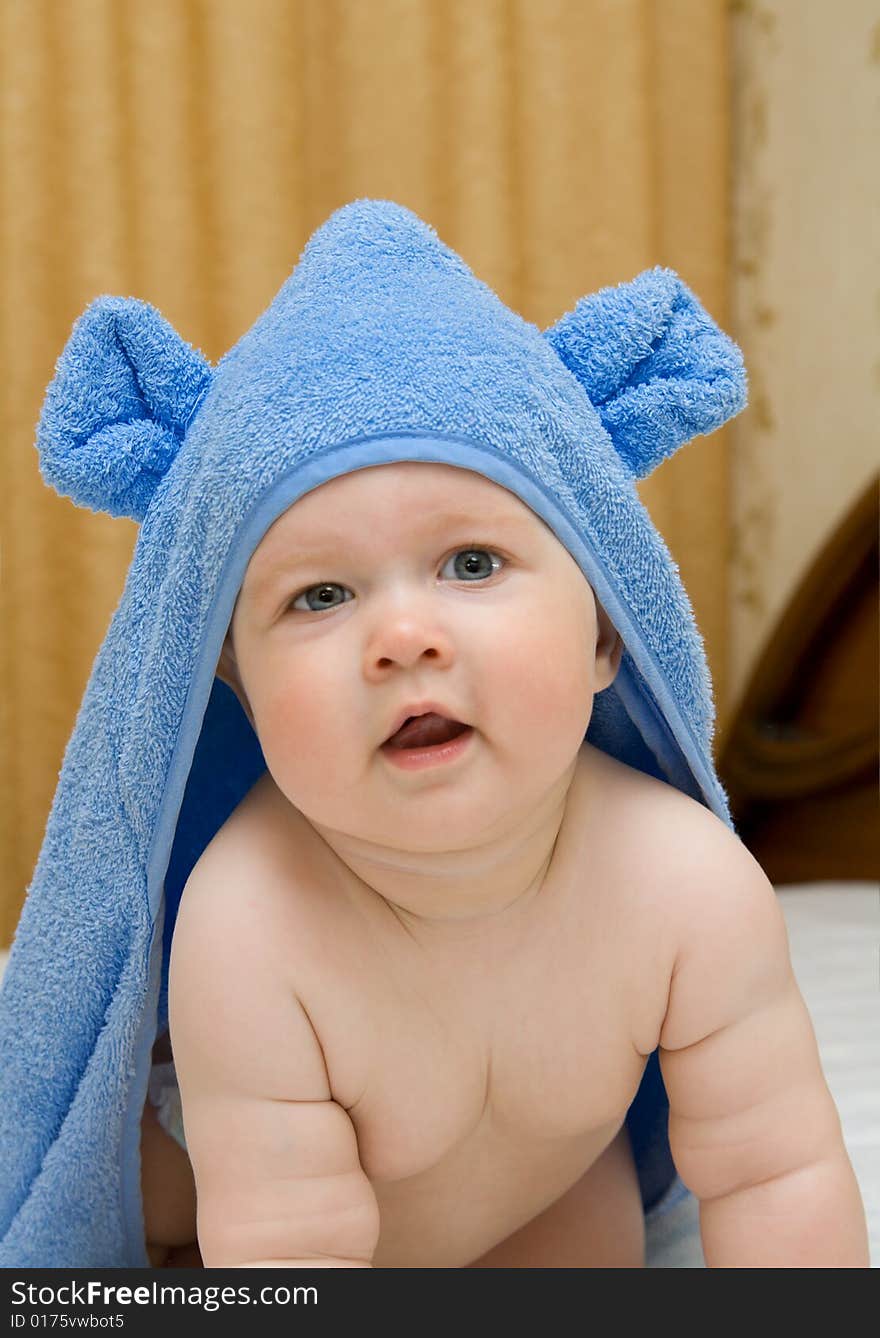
xmin=775 ymin=882 xmax=879 ymax=1268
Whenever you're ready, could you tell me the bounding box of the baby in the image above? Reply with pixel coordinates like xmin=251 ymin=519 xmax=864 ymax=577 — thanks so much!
xmin=139 ymin=460 xmax=869 ymax=1269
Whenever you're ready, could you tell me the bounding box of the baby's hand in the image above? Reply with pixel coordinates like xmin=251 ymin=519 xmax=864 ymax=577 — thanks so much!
xmin=658 ymin=816 xmax=869 ymax=1268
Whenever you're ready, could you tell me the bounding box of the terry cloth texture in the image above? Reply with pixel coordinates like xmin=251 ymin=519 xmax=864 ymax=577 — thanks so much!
xmin=0 ymin=198 xmax=747 ymax=1266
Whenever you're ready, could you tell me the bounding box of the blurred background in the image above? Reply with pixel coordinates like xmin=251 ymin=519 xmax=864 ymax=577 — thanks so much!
xmin=0 ymin=0 xmax=877 ymax=1266
xmin=1 ymin=0 xmax=877 ymax=941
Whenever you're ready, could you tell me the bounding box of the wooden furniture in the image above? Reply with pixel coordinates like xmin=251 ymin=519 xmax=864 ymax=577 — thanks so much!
xmin=717 ymin=476 xmax=879 ymax=884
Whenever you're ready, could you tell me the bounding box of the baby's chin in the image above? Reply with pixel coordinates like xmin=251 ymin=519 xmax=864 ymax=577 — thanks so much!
xmin=296 ymin=788 xmax=547 ymax=859
xmin=267 ymin=731 xmax=583 ymax=848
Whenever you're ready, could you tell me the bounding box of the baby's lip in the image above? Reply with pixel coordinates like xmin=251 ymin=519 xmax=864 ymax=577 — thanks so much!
xmin=381 ymin=701 xmax=468 ymax=746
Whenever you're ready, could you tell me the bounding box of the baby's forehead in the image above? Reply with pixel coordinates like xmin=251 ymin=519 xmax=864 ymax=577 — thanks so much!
xmin=245 ymin=462 xmax=556 ymax=574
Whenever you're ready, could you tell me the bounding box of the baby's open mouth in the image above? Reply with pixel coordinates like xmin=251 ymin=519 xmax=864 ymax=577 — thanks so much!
xmin=383 ymin=713 xmax=472 ymax=750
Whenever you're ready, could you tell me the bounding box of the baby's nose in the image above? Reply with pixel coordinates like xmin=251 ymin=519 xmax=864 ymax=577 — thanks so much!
xmin=364 ymin=610 xmax=455 ymax=673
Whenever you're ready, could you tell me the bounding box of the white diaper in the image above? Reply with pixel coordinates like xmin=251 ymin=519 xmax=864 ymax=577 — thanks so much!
xmin=643 ymin=1175 xmax=704 ymax=1268
xmin=147 ymin=1060 xmax=187 ymax=1153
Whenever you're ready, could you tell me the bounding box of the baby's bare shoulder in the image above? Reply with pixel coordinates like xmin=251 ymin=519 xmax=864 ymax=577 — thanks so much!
xmin=592 ymin=754 xmax=785 ymax=1013
xmin=580 ymin=744 xmax=736 ymax=889
xmin=579 ymin=747 xmax=776 ymax=964
xmin=584 ymin=744 xmax=737 ymax=856
xmin=170 ymin=776 xmax=342 ymax=1088
xmin=174 ymin=772 xmax=338 ymax=985
xmin=621 ymin=767 xmax=771 ymax=917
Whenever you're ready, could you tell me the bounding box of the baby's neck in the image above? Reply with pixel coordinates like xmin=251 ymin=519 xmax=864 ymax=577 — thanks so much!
xmin=307 ymin=757 xmax=581 ymax=949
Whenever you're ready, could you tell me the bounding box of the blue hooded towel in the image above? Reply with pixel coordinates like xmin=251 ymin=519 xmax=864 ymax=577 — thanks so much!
xmin=0 ymin=199 xmax=747 ymax=1266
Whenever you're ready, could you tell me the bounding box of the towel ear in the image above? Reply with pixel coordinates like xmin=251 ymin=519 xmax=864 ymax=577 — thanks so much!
xmin=36 ymin=296 xmax=213 ymax=521
xmin=544 ymin=266 xmax=747 ymax=480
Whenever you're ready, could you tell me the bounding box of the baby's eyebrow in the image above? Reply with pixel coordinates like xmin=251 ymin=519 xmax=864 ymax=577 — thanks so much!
xmin=249 ymin=509 xmax=533 ymax=593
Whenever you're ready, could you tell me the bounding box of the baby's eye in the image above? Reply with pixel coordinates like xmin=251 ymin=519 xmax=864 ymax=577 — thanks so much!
xmin=291 ymin=582 xmax=353 ymax=613
xmin=439 ymin=548 xmax=504 ymax=582
xmin=289 ymin=549 xmax=504 ymax=614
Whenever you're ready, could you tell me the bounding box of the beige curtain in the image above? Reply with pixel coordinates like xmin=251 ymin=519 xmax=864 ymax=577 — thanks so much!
xmin=728 ymin=0 xmax=879 ymax=708
xmin=1 ymin=0 xmax=735 ymax=942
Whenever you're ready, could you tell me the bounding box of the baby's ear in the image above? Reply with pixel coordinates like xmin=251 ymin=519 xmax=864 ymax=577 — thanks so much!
xmin=36 ymin=296 xmax=213 ymax=521
xmin=215 ymin=633 xmax=256 ymax=730
xmin=215 ymin=632 xmax=240 ymax=691
xmin=544 ymin=267 xmax=747 ymax=480
xmin=594 ymin=600 xmax=624 ymax=692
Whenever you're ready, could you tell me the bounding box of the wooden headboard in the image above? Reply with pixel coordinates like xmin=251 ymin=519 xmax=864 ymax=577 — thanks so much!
xmin=717 ymin=476 xmax=879 ymax=885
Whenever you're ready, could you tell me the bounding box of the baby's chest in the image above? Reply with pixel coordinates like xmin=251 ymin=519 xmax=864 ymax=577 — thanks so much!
xmin=320 ymin=954 xmax=648 ymax=1184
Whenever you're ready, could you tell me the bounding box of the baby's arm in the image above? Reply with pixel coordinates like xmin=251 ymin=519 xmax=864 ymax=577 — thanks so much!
xmin=167 ymin=855 xmax=380 ymax=1268
xmin=658 ymin=817 xmax=869 ymax=1268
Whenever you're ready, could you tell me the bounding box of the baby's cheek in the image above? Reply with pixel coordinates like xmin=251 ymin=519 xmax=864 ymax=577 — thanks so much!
xmin=253 ymin=680 xmax=349 ymax=801
xmin=504 ymin=608 xmax=595 ymax=732
xmin=250 ymin=684 xmax=308 ymax=768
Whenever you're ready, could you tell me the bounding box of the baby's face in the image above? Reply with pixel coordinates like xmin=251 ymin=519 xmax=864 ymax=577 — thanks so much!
xmin=218 ymin=463 xmax=622 ymax=851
